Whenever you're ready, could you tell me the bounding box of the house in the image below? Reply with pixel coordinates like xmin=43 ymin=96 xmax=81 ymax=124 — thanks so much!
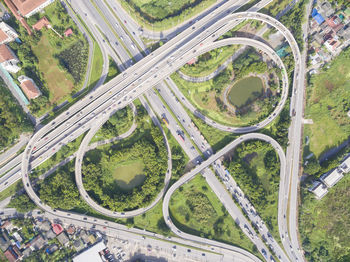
xmin=1 ymin=221 xmax=13 ymax=231
xmin=320 ymin=168 xmax=344 ymax=188
xmin=22 ymin=247 xmax=32 ymax=258
xmin=64 ymin=28 xmax=73 ymax=37
xmin=36 ymin=220 xmax=51 ymax=232
xmin=0 ymin=22 xmax=18 ymax=44
xmin=73 ymin=239 xmax=84 ymax=252
xmin=66 ymin=225 xmax=76 ymax=235
xmin=308 ymin=181 xmax=328 ymax=199
xmin=312 ymin=9 xmax=325 ymax=25
xmin=32 ymin=16 xmax=50 ymax=31
xmin=324 ymin=37 xmax=340 ymax=52
xmin=187 ymin=57 xmax=197 ymax=65
xmin=78 ymin=230 xmax=90 ymax=245
xmin=337 ymin=26 xmax=350 ymax=40
xmin=18 ymin=75 xmax=41 ymax=100
xmin=29 ymin=234 xmax=47 ymax=251
xmin=4 ymin=245 xmax=22 ymax=262
xmin=12 ymin=232 xmax=22 ymax=243
xmin=57 ymin=231 xmax=69 ymax=246
xmin=45 ymin=244 xmax=58 ymax=254
xmin=0 ymin=230 xmax=10 ymax=252
xmin=72 ymin=241 xmax=106 ymax=262
xmin=318 ymin=1 xmax=334 ymax=18
xmin=326 ymin=16 xmax=344 ymax=32
xmin=45 ymin=229 xmax=56 ymax=240
xmin=52 ymin=223 xmax=63 ymax=235
xmin=4 ymin=0 xmax=55 ymax=18
xmin=0 ymin=44 xmax=20 ymax=73
xmin=3 ymin=0 xmax=32 ymax=35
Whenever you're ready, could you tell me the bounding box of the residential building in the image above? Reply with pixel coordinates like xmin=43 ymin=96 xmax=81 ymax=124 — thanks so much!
xmin=32 ymin=16 xmax=50 ymax=31
xmin=320 ymin=168 xmax=344 ymax=188
xmin=64 ymin=28 xmax=73 ymax=37
xmin=0 ymin=22 xmax=18 ymax=44
xmin=73 ymin=239 xmax=84 ymax=252
xmin=0 ymin=44 xmax=20 ymax=73
xmin=308 ymin=181 xmax=328 ymax=199
xmin=73 ymin=241 xmax=106 ymax=262
xmin=29 ymin=234 xmax=47 ymax=251
xmin=4 ymin=245 xmax=22 ymax=262
xmin=0 ymin=230 xmax=10 ymax=252
xmin=18 ymin=75 xmax=41 ymax=100
xmin=36 ymin=220 xmax=51 ymax=232
xmin=52 ymin=223 xmax=63 ymax=235
xmin=318 ymin=1 xmax=334 ymax=17
xmin=57 ymin=231 xmax=69 ymax=246
xmin=3 ymin=0 xmax=32 ymax=35
xmin=45 ymin=244 xmax=58 ymax=254
xmin=5 ymin=0 xmax=55 ymax=18
xmin=45 ymin=229 xmax=56 ymax=240
xmin=324 ymin=37 xmax=341 ymax=52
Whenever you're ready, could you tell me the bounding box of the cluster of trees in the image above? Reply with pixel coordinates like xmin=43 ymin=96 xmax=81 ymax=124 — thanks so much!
xmin=8 ymin=193 xmax=36 ymax=213
xmin=39 ymin=162 xmax=81 ymax=210
xmin=226 ymin=141 xmax=280 ymax=209
xmin=57 ymin=40 xmax=88 ymax=84
xmin=0 ymin=79 xmax=33 ymax=151
xmin=96 ymin=106 xmax=133 ymax=139
xmin=183 ymin=190 xmax=216 ymax=225
xmin=129 ymin=0 xmax=213 ymax=22
xmin=82 ymin=126 xmax=167 ymax=211
xmin=232 ymin=49 xmax=268 ymax=79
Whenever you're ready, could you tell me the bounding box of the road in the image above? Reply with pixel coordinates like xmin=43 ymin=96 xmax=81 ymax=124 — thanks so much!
xmin=0 ymin=2 xmax=302 ymax=262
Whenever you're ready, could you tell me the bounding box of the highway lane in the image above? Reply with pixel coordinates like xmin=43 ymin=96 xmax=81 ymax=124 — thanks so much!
xmin=74 ymin=97 xmax=173 ymax=218
xmin=17 ymin=7 xmax=300 ymax=260
xmin=1 ymin=1 xmax=273 ymax=191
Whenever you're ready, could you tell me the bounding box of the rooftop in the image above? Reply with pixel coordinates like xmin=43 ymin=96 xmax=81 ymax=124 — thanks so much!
xmin=52 ymin=223 xmax=63 ymax=235
xmin=309 ymin=181 xmax=328 ymax=199
xmin=32 ymin=16 xmax=50 ymax=31
xmin=320 ymin=168 xmax=344 ymax=188
xmin=19 ymin=78 xmax=40 ymax=100
xmin=0 ymin=44 xmax=15 ymax=63
xmin=73 ymin=241 xmax=106 ymax=262
xmin=10 ymin=0 xmax=50 ymax=17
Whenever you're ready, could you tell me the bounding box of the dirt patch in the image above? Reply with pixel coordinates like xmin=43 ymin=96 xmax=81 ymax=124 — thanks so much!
xmin=324 ymin=80 xmax=334 ymax=92
xmin=243 ymin=152 xmax=258 ymax=164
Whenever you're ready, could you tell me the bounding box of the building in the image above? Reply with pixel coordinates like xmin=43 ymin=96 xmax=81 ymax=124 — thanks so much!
xmin=18 ymin=75 xmax=41 ymax=100
xmin=0 ymin=44 xmax=20 ymax=73
xmin=318 ymin=1 xmax=334 ymax=18
xmin=57 ymin=232 xmax=69 ymax=246
xmin=312 ymin=9 xmax=325 ymax=25
xmin=5 ymin=0 xmax=55 ymax=18
xmin=45 ymin=244 xmax=58 ymax=254
xmin=0 ymin=230 xmax=10 ymax=252
xmin=4 ymin=245 xmax=22 ymax=262
xmin=326 ymin=16 xmax=344 ymax=32
xmin=45 ymin=229 xmax=56 ymax=240
xmin=64 ymin=28 xmax=73 ymax=37
xmin=73 ymin=239 xmax=84 ymax=252
xmin=3 ymin=0 xmax=32 ymax=35
xmin=324 ymin=38 xmax=340 ymax=52
xmin=36 ymin=220 xmax=51 ymax=232
xmin=66 ymin=225 xmax=76 ymax=235
xmin=340 ymin=155 xmax=350 ymax=173
xmin=73 ymin=241 xmax=106 ymax=262
xmin=32 ymin=16 xmax=50 ymax=31
xmin=320 ymin=168 xmax=344 ymax=188
xmin=308 ymin=181 xmax=328 ymax=199
xmin=29 ymin=234 xmax=47 ymax=251
xmin=0 ymin=22 xmax=18 ymax=44
xmin=52 ymin=223 xmax=63 ymax=235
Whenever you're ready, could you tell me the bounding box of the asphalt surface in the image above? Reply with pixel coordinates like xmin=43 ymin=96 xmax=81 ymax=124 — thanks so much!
xmin=0 ymin=1 xmax=305 ymax=261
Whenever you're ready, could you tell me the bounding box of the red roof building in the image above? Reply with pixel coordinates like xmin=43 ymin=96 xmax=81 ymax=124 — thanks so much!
xmin=3 ymin=0 xmax=32 ymax=35
xmin=326 ymin=16 xmax=344 ymax=32
xmin=32 ymin=16 xmax=50 ymax=31
xmin=51 ymin=223 xmax=63 ymax=235
xmin=187 ymin=57 xmax=197 ymax=65
xmin=4 ymin=245 xmax=22 ymax=262
xmin=18 ymin=75 xmax=41 ymax=100
xmin=64 ymin=28 xmax=73 ymax=37
xmin=7 ymin=0 xmax=54 ymax=18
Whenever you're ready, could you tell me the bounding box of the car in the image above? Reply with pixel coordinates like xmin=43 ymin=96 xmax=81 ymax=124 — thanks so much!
xmin=187 ymin=249 xmax=191 ymax=253
xmin=202 ymin=253 xmax=206 ymax=256
xmin=261 ymin=249 xmax=267 ymax=258
xmin=124 ymin=20 xmax=127 ymax=24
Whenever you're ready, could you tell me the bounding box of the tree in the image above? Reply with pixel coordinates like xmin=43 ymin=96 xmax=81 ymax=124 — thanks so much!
xmin=8 ymin=193 xmax=36 ymax=213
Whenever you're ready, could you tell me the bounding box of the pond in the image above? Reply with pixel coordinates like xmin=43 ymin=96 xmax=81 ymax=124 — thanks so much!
xmin=227 ymin=76 xmax=264 ymax=108
xmin=112 ymin=159 xmax=146 ymax=190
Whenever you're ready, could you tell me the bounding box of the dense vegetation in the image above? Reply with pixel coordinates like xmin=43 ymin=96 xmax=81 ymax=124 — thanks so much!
xmin=92 ymin=106 xmax=133 ymax=142
xmin=299 ymin=174 xmax=350 ymax=262
xmin=0 ymin=79 xmax=32 ymax=151
xmin=169 ymin=175 xmax=260 ymax=256
xmin=118 ymin=0 xmax=216 ymax=30
xmin=304 ymin=47 xmax=350 ymax=160
xmin=57 ymin=40 xmax=88 ymax=84
xmin=8 ymin=1 xmax=89 ymax=116
xmin=225 ymin=140 xmax=281 ymax=239
xmin=83 ymin=125 xmax=167 ymax=211
xmin=232 ymin=49 xmax=268 ymax=79
xmin=8 ymin=193 xmax=36 ymax=213
xmin=104 ymin=58 xmax=120 ymax=84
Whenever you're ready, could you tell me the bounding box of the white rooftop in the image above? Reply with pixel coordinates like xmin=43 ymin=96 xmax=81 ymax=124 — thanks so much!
xmin=340 ymin=155 xmax=350 ymax=173
xmin=320 ymin=169 xmax=344 ymax=188
xmin=73 ymin=241 xmax=106 ymax=262
xmin=309 ymin=181 xmax=328 ymax=199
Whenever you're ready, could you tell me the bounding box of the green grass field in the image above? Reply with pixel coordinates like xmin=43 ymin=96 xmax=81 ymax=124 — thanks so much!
xmin=104 ymin=57 xmax=120 ymax=84
xmin=180 ymin=45 xmax=240 ymax=77
xmin=304 ymin=48 xmax=350 ymax=159
xmin=171 ymin=73 xmax=265 ymax=127
xmin=169 ymin=175 xmax=260 ymax=256
xmin=117 ymin=0 xmax=217 ymax=31
xmin=299 ymin=175 xmax=350 ymax=261
xmin=112 ymin=159 xmax=145 ymax=190
xmin=88 ymin=41 xmax=104 ymax=89
xmin=32 ymin=35 xmax=75 ymax=104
